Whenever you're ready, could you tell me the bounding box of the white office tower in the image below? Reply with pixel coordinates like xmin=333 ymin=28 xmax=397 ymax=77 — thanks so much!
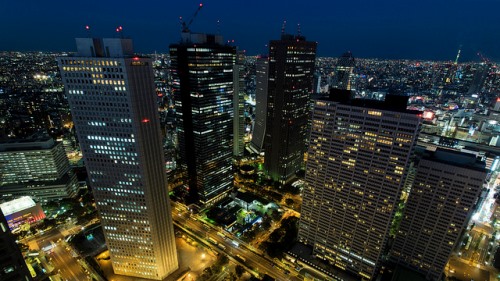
xmin=58 ymin=38 xmax=178 ymax=280
xmin=299 ymin=91 xmax=421 ymax=280
xmin=391 ymin=149 xmax=486 ymax=280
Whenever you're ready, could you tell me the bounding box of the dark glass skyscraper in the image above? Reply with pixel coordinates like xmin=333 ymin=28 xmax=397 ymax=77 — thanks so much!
xmin=233 ymin=51 xmax=246 ymax=157
xmin=249 ymin=56 xmax=269 ymax=154
xmin=264 ymin=34 xmax=317 ymax=184
xmin=170 ymin=33 xmax=236 ymax=205
xmin=331 ymin=51 xmax=355 ymax=91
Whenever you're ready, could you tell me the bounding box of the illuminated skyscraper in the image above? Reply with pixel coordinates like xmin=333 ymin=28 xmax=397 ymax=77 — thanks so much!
xmin=299 ymin=91 xmax=421 ymax=279
xmin=233 ymin=51 xmax=245 ymax=157
xmin=331 ymin=51 xmax=355 ymax=91
xmin=249 ymin=56 xmax=269 ymax=154
xmin=58 ymin=38 xmax=178 ymax=280
xmin=170 ymin=33 xmax=236 ymax=205
xmin=391 ymin=149 xmax=486 ymax=280
xmin=264 ymin=34 xmax=317 ymax=184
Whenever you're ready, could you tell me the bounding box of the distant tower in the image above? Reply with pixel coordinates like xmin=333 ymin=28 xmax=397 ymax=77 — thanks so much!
xmin=0 ymin=209 xmax=33 ymax=281
xmin=233 ymin=51 xmax=246 ymax=157
xmin=58 ymin=38 xmax=178 ymax=280
xmin=264 ymin=33 xmax=317 ymax=184
xmin=170 ymin=32 xmax=236 ymax=205
xmin=299 ymin=91 xmax=421 ymax=279
xmin=391 ymin=149 xmax=486 ymax=280
xmin=454 ymin=46 xmax=462 ymax=65
xmin=331 ymin=51 xmax=355 ymax=91
xmin=249 ymin=56 xmax=269 ymax=154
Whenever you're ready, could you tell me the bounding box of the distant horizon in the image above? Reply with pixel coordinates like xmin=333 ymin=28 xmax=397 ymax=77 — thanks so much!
xmin=0 ymin=47 xmax=493 ymax=64
xmin=1 ymin=0 xmax=499 ymax=63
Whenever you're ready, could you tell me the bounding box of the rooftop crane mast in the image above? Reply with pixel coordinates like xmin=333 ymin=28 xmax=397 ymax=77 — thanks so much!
xmin=179 ymin=3 xmax=203 ymax=33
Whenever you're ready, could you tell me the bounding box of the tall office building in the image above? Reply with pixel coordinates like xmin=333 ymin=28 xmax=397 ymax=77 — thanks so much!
xmin=170 ymin=33 xmax=236 ymax=205
xmin=58 ymin=38 xmax=178 ymax=280
xmin=331 ymin=51 xmax=355 ymax=91
xmin=0 ymin=133 xmax=78 ymax=203
xmin=299 ymin=91 xmax=421 ymax=279
xmin=249 ymin=56 xmax=269 ymax=154
xmin=0 ymin=209 xmax=33 ymax=281
xmin=391 ymin=149 xmax=486 ymax=280
xmin=264 ymin=34 xmax=317 ymax=184
xmin=233 ymin=51 xmax=246 ymax=157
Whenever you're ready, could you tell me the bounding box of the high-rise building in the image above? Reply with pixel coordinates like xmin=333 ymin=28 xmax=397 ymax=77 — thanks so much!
xmin=330 ymin=51 xmax=355 ymax=91
xmin=249 ymin=56 xmax=269 ymax=155
xmin=0 ymin=133 xmax=78 ymax=203
xmin=299 ymin=91 xmax=421 ymax=279
xmin=0 ymin=209 xmax=33 ymax=281
xmin=170 ymin=33 xmax=236 ymax=205
xmin=264 ymin=34 xmax=317 ymax=184
xmin=58 ymin=38 xmax=178 ymax=280
xmin=233 ymin=51 xmax=246 ymax=157
xmin=391 ymin=149 xmax=486 ymax=280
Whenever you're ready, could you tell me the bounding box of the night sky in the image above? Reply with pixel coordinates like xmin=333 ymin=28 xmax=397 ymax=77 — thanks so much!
xmin=1 ymin=0 xmax=500 ymax=61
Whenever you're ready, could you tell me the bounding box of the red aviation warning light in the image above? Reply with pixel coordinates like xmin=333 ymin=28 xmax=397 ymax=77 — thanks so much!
xmin=142 ymin=118 xmax=150 ymax=123
xmin=85 ymin=25 xmax=90 ymax=30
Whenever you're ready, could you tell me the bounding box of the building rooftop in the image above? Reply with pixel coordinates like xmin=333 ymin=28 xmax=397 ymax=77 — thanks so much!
xmin=0 ymin=196 xmax=37 ymax=216
xmin=422 ymin=148 xmax=487 ymax=172
xmin=323 ymin=88 xmax=421 ymax=115
xmin=235 ymin=191 xmax=270 ymax=205
xmin=0 ymin=133 xmax=55 ymax=152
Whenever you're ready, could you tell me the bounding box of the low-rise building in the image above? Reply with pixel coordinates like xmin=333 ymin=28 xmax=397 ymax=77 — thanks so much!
xmin=0 ymin=196 xmax=46 ymax=230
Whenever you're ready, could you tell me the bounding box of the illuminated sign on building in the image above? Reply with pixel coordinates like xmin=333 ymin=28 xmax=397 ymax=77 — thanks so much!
xmin=423 ymin=111 xmax=435 ymax=120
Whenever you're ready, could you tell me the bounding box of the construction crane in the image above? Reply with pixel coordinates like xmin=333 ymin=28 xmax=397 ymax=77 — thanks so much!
xmin=179 ymin=3 xmax=203 ymax=33
xmin=477 ymin=52 xmax=490 ymax=64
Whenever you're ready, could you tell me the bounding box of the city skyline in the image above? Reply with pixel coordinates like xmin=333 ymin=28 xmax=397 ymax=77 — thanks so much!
xmin=1 ymin=0 xmax=500 ymax=61
xmin=2 ymin=6 xmax=500 ymax=278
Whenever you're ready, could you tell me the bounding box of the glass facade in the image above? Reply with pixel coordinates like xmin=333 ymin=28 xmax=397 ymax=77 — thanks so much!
xmin=170 ymin=36 xmax=236 ymax=206
xmin=264 ymin=34 xmax=317 ymax=184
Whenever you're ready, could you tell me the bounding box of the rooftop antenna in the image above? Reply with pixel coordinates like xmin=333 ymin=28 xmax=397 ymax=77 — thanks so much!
xmin=85 ymin=25 xmax=92 ymax=37
xmin=281 ymin=20 xmax=287 ymax=36
xmin=216 ymin=19 xmax=221 ymax=35
xmin=297 ymin=23 xmax=301 ymax=37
